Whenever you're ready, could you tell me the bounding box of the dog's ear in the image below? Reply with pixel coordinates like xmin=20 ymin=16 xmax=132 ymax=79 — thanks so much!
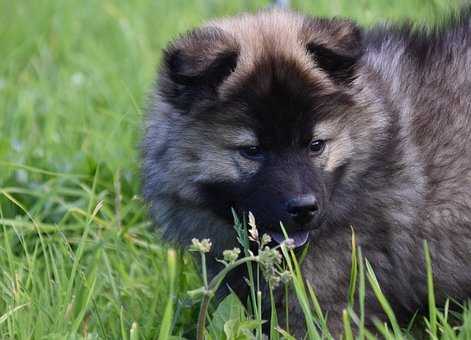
xmin=302 ymin=18 xmax=363 ymax=84
xmin=160 ymin=27 xmax=239 ymax=112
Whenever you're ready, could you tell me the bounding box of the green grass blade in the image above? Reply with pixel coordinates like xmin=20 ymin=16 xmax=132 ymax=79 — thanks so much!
xmin=269 ymin=287 xmax=280 ymax=340
xmin=279 ymin=243 xmax=320 ymax=339
xmin=343 ymin=309 xmax=354 ymax=340
xmin=348 ymin=227 xmax=358 ymax=307
xmin=365 ymin=259 xmax=402 ymax=338
xmin=424 ymin=240 xmax=438 ymax=339
xmin=158 ymin=249 xmax=177 ymax=340
xmin=358 ymin=247 xmax=366 ymax=340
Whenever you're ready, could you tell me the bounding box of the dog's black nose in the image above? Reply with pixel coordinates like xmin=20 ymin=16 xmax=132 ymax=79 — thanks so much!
xmin=286 ymin=195 xmax=318 ymax=224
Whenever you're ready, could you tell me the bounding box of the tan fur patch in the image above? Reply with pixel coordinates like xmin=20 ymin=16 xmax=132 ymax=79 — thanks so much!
xmin=313 ymin=119 xmax=353 ymax=172
xmin=215 ymin=127 xmax=258 ymax=147
xmin=205 ymin=10 xmax=337 ymax=96
xmin=193 ymin=147 xmax=261 ymax=183
xmin=188 ymin=127 xmax=261 ymax=184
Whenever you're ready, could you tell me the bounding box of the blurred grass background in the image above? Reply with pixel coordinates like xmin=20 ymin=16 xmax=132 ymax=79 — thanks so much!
xmin=0 ymin=0 xmax=461 ymax=338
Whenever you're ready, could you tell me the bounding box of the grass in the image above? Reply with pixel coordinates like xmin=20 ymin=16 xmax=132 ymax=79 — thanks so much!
xmin=0 ymin=0 xmax=467 ymax=338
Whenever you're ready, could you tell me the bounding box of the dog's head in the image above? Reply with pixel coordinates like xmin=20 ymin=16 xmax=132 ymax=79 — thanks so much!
xmin=143 ymin=10 xmax=391 ymax=248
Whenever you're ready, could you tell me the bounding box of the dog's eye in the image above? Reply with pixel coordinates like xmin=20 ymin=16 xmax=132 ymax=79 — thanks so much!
xmin=240 ymin=146 xmax=263 ymax=160
xmin=309 ymin=140 xmax=325 ymax=155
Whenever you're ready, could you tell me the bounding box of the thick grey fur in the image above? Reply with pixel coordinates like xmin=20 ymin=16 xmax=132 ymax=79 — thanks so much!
xmin=142 ymin=8 xmax=471 ymax=337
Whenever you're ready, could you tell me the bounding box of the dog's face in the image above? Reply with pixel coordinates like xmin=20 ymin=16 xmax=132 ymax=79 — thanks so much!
xmin=145 ymin=10 xmax=390 ymax=247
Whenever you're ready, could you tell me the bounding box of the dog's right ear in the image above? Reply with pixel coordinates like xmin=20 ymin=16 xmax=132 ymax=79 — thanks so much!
xmin=159 ymin=27 xmax=239 ymax=112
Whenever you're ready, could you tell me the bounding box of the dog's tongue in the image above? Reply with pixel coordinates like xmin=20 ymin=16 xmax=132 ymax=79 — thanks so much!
xmin=269 ymin=231 xmax=310 ymax=248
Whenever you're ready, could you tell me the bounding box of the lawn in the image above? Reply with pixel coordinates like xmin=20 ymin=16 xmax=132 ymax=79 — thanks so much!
xmin=0 ymin=0 xmax=468 ymax=339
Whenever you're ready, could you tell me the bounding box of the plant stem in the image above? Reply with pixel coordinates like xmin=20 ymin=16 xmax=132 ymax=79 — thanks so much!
xmin=201 ymin=253 xmax=208 ymax=287
xmin=209 ymin=256 xmax=259 ymax=292
xmin=196 ymin=293 xmax=210 ymax=340
xmin=194 ymin=256 xmax=259 ymax=340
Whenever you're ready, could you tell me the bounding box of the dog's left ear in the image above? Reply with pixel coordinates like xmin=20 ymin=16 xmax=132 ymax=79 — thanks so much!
xmin=302 ymin=17 xmax=363 ymax=84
